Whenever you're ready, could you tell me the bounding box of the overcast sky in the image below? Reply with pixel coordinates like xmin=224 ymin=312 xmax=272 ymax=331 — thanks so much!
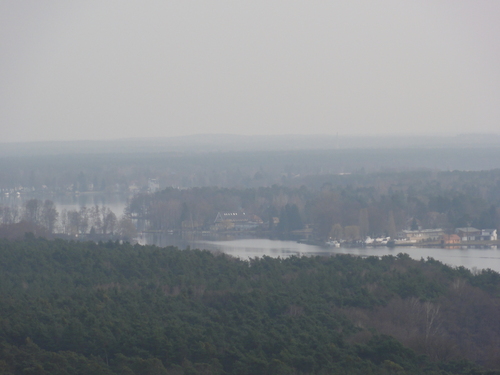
xmin=1 ymin=1 xmax=499 ymax=142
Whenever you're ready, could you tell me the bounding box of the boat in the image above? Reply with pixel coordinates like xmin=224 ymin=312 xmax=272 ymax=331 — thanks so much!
xmin=326 ymin=240 xmax=340 ymax=247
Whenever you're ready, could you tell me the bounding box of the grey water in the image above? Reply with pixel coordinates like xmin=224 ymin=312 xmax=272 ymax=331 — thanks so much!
xmin=140 ymin=233 xmax=500 ymax=273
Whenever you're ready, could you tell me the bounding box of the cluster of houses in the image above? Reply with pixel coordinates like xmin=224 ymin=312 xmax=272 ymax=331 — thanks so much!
xmin=206 ymin=211 xmax=499 ymax=248
xmin=394 ymin=227 xmax=497 ymax=245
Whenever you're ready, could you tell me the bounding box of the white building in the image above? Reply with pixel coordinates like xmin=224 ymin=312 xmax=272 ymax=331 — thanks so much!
xmin=401 ymin=229 xmax=444 ymax=242
xmin=479 ymin=229 xmax=497 ymax=241
xmin=148 ymin=178 xmax=160 ymax=193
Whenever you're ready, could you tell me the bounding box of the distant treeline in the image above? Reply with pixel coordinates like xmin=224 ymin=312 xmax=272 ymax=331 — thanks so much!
xmin=128 ymin=169 xmax=500 ymax=238
xmin=4 ymin=147 xmax=500 ymax=192
xmin=5 ymin=169 xmax=500 ymax=241
xmin=1 ymin=237 xmax=500 ymax=374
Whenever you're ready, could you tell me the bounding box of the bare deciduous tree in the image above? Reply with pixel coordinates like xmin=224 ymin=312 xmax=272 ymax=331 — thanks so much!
xmin=102 ymin=208 xmax=117 ymax=235
xmin=41 ymin=200 xmax=58 ymax=233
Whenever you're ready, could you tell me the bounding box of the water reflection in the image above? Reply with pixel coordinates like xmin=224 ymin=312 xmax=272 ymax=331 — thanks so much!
xmin=0 ymin=192 xmax=128 ymax=218
xmin=141 ymin=233 xmax=500 ymax=272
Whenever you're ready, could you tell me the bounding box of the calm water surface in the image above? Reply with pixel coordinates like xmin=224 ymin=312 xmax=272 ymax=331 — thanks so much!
xmin=193 ymin=238 xmax=500 ymax=272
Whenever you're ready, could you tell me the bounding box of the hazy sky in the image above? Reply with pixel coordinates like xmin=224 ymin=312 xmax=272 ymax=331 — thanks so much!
xmin=1 ymin=1 xmax=499 ymax=142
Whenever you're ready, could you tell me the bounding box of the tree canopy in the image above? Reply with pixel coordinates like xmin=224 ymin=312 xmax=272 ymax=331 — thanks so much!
xmin=0 ymin=237 xmax=500 ymax=374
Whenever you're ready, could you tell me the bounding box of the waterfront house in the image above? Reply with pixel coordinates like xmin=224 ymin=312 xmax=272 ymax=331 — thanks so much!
xmin=478 ymin=229 xmax=497 ymax=241
xmin=441 ymin=234 xmax=461 ymax=245
xmin=455 ymin=228 xmax=481 ymax=241
xmin=213 ymin=212 xmax=262 ymax=231
xmin=402 ymin=229 xmax=444 ymax=242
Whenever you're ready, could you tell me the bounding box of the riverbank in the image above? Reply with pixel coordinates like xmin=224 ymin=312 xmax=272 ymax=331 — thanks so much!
xmin=418 ymin=240 xmax=500 ymax=248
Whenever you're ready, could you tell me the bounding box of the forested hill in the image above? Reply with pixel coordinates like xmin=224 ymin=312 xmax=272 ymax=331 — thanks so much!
xmin=1 ymin=238 xmax=500 ymax=374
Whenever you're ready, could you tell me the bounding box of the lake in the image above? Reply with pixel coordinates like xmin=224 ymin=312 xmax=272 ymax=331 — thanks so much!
xmin=139 ymin=234 xmax=500 ymax=273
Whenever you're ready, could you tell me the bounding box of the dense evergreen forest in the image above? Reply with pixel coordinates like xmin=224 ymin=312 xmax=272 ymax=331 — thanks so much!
xmin=1 ymin=237 xmax=500 ymax=374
